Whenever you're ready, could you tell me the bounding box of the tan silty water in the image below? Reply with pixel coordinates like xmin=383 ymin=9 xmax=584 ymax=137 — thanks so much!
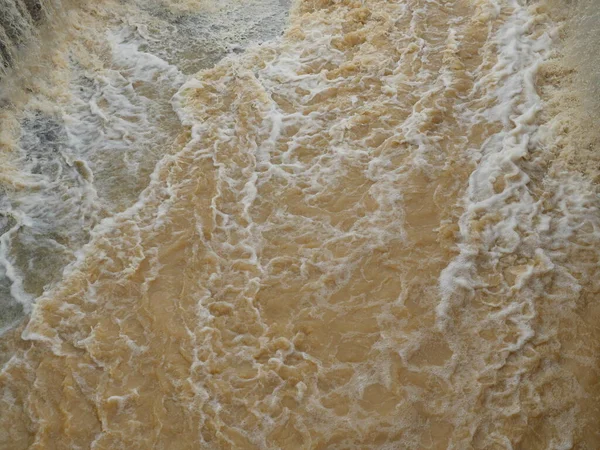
xmin=0 ymin=0 xmax=599 ymax=448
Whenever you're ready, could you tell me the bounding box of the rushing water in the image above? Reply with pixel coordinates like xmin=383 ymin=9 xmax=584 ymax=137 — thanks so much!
xmin=0 ymin=0 xmax=599 ymax=448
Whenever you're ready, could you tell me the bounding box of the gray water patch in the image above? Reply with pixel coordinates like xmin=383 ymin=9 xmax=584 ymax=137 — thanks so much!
xmin=1 ymin=113 xmax=98 ymax=299
xmin=0 ymin=0 xmax=36 ymax=70
xmin=134 ymin=0 xmax=293 ymax=74
xmin=0 ymin=0 xmax=58 ymax=74
xmin=22 ymin=0 xmax=45 ymax=22
xmin=0 ymin=0 xmax=294 ymax=333
xmin=0 ymin=212 xmax=21 ymax=333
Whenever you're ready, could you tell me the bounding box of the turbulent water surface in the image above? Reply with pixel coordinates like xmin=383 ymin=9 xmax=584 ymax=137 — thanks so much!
xmin=0 ymin=0 xmax=599 ymax=448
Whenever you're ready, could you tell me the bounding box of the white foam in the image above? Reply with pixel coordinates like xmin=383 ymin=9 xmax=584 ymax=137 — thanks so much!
xmin=437 ymin=0 xmax=556 ymax=324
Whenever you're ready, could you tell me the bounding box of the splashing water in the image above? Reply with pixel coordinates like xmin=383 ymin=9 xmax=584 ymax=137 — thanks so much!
xmin=0 ymin=0 xmax=599 ymax=448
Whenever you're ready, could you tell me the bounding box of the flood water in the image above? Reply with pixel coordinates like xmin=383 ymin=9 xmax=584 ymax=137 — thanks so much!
xmin=0 ymin=0 xmax=599 ymax=448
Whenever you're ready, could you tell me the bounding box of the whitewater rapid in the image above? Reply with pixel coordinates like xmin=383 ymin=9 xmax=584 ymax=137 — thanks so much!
xmin=1 ymin=0 xmax=599 ymax=448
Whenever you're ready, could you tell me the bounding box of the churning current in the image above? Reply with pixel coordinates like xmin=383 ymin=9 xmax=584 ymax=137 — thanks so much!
xmin=0 ymin=0 xmax=599 ymax=448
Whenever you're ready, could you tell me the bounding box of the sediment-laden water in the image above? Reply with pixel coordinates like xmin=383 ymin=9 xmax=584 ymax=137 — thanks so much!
xmin=0 ymin=0 xmax=599 ymax=448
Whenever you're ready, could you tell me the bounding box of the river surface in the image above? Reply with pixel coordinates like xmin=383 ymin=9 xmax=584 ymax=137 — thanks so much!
xmin=0 ymin=0 xmax=599 ymax=448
